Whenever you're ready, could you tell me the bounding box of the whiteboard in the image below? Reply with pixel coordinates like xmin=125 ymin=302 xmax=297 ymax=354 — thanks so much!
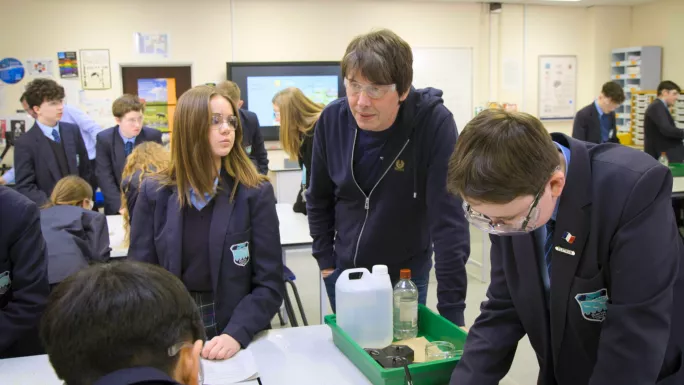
xmin=412 ymin=47 xmax=473 ymax=133
xmin=538 ymin=55 xmax=577 ymax=120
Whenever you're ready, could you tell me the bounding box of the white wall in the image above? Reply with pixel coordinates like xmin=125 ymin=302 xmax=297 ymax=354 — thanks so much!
xmin=0 ymin=0 xmax=646 ymax=141
xmin=631 ymin=0 xmax=684 ymax=85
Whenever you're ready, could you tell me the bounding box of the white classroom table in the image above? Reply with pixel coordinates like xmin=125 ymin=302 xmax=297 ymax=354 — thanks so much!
xmin=0 ymin=326 xmax=364 ymax=385
xmin=672 ymin=176 xmax=684 ymax=198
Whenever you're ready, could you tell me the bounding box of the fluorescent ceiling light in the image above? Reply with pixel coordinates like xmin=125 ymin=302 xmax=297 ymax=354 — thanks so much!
xmin=543 ymin=0 xmax=582 ymax=2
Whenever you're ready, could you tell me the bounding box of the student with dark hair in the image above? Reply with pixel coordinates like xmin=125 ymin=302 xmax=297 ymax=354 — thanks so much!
xmin=306 ymin=28 xmax=470 ymax=326
xmin=14 ymin=79 xmax=92 ymax=205
xmin=40 ymin=261 xmax=206 ymax=385
xmin=644 ymin=80 xmax=683 ymax=161
xmin=129 ymin=85 xmax=283 ymax=360
xmin=215 ymin=81 xmax=269 ymax=174
xmin=572 ymin=81 xmax=625 ymax=144
xmin=96 ymin=94 xmax=162 ymax=215
xmin=447 ymin=109 xmax=684 ymax=385
xmin=0 ymin=185 xmax=49 ymax=358
xmin=40 ymin=176 xmax=110 ymax=288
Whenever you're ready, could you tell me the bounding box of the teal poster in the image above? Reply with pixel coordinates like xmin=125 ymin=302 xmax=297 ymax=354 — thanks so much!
xmin=0 ymin=58 xmax=25 ymax=84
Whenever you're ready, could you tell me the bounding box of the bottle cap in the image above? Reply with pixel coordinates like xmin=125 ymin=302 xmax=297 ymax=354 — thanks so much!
xmin=400 ymin=269 xmax=411 ymax=279
xmin=372 ymin=265 xmax=388 ymax=275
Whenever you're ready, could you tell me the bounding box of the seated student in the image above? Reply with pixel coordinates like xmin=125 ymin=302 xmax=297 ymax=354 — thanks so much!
xmin=215 ymin=81 xmax=269 ymax=174
xmin=14 ymin=78 xmax=92 ymax=206
xmin=129 ymin=85 xmax=284 ymax=360
xmin=272 ymin=87 xmax=322 ymax=215
xmin=96 ymin=94 xmax=163 ymax=215
xmin=120 ymin=141 xmax=171 ymax=245
xmin=448 ymin=109 xmax=684 ymax=385
xmin=645 ymin=80 xmax=683 ymax=161
xmin=572 ymin=81 xmax=625 ymax=144
xmin=40 ymin=261 xmax=205 ymax=385
xmin=40 ymin=176 xmax=111 ymax=288
xmin=0 ymin=185 xmax=49 ymax=358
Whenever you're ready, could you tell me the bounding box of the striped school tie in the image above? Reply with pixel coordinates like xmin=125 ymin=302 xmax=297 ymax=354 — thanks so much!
xmin=544 ymin=220 xmax=556 ymax=283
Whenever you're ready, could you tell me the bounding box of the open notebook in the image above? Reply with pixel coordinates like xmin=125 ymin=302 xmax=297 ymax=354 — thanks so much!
xmin=202 ymin=349 xmax=259 ymax=384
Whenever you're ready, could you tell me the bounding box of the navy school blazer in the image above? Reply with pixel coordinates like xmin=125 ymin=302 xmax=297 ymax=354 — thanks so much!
xmin=239 ymin=109 xmax=269 ymax=175
xmin=14 ymin=122 xmax=91 ymax=206
xmin=571 ymin=102 xmax=620 ymax=144
xmin=451 ymin=134 xmax=684 ymax=385
xmin=644 ymin=99 xmax=684 ymax=161
xmin=0 ymin=186 xmax=49 ymax=357
xmin=95 ymin=126 xmax=163 ymax=215
xmin=40 ymin=205 xmax=111 ymax=284
xmin=128 ymin=173 xmax=284 ymax=347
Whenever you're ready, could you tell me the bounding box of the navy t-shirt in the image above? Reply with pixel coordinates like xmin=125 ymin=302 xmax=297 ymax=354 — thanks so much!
xmin=353 ymin=122 xmax=397 ymax=195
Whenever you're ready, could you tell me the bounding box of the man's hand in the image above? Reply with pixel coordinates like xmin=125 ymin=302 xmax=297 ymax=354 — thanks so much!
xmin=321 ymin=268 xmax=335 ymax=279
xmin=201 ymin=334 xmax=240 ymax=360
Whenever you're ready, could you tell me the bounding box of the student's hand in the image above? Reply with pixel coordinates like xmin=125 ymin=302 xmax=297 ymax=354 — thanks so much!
xmin=202 ymin=334 xmax=241 ymax=360
xmin=119 ymin=208 xmax=125 ymax=215
xmin=321 ymin=268 xmax=335 ymax=279
xmin=460 ymin=326 xmax=469 ymax=333
xmin=0 ymin=176 xmax=5 ymax=185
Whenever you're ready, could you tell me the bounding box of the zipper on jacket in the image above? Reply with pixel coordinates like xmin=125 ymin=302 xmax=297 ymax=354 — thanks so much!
xmin=350 ymin=131 xmax=411 ymax=267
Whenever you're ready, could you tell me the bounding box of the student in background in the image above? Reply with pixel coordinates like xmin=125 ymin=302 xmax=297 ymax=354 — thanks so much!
xmin=129 ymin=85 xmax=283 ymax=360
xmin=0 ymin=185 xmax=49 ymax=358
xmin=215 ymin=81 xmax=269 ymax=174
xmin=306 ymin=29 xmax=471 ymax=326
xmin=572 ymin=81 xmax=625 ymax=144
xmin=40 ymin=176 xmax=110 ymax=289
xmin=96 ymin=94 xmax=163 ymax=215
xmin=272 ymin=87 xmax=322 ymax=215
xmin=120 ymin=141 xmax=171 ymax=245
xmin=644 ymin=80 xmax=683 ymax=161
xmin=15 ymin=79 xmax=92 ymax=206
xmin=41 ymin=262 xmax=205 ymax=385
xmin=448 ymin=109 xmax=684 ymax=385
xmin=21 ymin=92 xmax=102 ymax=192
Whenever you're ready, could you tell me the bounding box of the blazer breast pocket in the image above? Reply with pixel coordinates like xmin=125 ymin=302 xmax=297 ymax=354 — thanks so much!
xmin=568 ymin=269 xmax=609 ymax=360
xmin=224 ymin=228 xmax=252 ymax=274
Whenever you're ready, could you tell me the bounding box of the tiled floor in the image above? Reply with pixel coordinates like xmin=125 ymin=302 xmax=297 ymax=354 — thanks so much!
xmin=275 ymin=227 xmax=539 ymax=385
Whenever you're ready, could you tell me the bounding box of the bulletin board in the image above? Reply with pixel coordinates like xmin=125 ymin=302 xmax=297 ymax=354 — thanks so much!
xmin=538 ymin=55 xmax=577 ymax=120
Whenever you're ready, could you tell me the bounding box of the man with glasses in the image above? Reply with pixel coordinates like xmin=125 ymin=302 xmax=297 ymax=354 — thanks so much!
xmin=645 ymin=80 xmax=683 ymax=161
xmin=306 ymin=29 xmax=470 ymax=327
xmin=572 ymin=81 xmax=625 ymax=144
xmin=15 ymin=78 xmax=92 ymax=205
xmin=448 ymin=109 xmax=684 ymax=384
xmin=96 ymin=94 xmax=162 ymax=215
xmin=41 ymin=261 xmax=206 ymax=385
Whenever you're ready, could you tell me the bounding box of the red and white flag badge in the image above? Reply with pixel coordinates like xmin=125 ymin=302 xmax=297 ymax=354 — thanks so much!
xmin=563 ymin=232 xmax=576 ymax=244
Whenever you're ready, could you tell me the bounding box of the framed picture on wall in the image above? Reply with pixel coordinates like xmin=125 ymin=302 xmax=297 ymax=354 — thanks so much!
xmin=80 ymin=49 xmax=112 ymax=90
xmin=538 ymin=55 xmax=577 ymax=120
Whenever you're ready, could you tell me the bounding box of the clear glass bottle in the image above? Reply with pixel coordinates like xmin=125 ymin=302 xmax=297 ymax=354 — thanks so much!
xmin=659 ymin=152 xmax=670 ymax=167
xmin=393 ymin=269 xmax=418 ymax=340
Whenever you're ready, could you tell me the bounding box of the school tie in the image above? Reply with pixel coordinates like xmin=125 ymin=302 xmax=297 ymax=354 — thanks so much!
xmin=124 ymin=141 xmax=133 ymax=157
xmin=52 ymin=128 xmax=61 ymax=143
xmin=544 ymin=220 xmax=556 ymax=283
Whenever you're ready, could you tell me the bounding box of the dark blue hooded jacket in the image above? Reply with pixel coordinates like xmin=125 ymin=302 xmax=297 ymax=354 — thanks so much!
xmin=306 ymin=87 xmax=470 ymax=325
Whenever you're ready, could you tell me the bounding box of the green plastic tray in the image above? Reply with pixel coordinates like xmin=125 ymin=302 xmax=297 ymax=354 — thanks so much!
xmin=669 ymin=163 xmax=684 ymax=177
xmin=325 ymin=305 xmax=467 ymax=385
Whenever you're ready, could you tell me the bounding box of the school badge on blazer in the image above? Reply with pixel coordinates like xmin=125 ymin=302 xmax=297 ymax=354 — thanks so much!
xmin=245 ymin=145 xmax=252 ymax=155
xmin=231 ymin=241 xmax=250 ymax=266
xmin=0 ymin=271 xmax=11 ymax=295
xmin=575 ymin=288 xmax=609 ymax=322
xmin=394 ymin=159 xmax=405 ymax=172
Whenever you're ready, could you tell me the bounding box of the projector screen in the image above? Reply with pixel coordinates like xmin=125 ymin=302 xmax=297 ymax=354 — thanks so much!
xmin=227 ymin=62 xmax=344 ymax=141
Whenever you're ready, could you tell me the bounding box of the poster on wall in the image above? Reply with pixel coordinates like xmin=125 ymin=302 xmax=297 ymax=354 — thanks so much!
xmin=57 ymin=51 xmax=78 ymax=78
xmin=137 ymin=78 xmax=177 ymax=104
xmin=10 ymin=120 xmax=26 ymax=140
xmin=134 ymin=33 xmax=169 ymax=57
xmin=26 ymin=59 xmax=54 ymax=76
xmin=538 ymin=55 xmax=577 ymax=120
xmin=80 ymin=49 xmax=111 ymax=90
xmin=0 ymin=58 xmax=25 ymax=84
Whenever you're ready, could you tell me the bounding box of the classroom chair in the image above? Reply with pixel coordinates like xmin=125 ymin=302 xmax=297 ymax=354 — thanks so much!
xmin=281 ymin=265 xmax=308 ymax=327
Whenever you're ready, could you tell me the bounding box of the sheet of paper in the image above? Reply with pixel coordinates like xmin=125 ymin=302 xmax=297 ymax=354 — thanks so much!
xmin=393 ymin=336 xmax=430 ymax=363
xmin=202 ymin=349 xmax=259 ymax=384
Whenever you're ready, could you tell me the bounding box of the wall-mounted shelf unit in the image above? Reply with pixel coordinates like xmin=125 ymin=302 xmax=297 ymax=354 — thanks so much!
xmin=630 ymin=90 xmax=658 ymax=148
xmin=676 ymin=95 xmax=684 ymax=130
xmin=611 ymin=46 xmax=662 ymax=144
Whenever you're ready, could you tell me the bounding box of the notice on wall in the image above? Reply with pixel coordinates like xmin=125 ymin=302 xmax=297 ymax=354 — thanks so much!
xmin=80 ymin=49 xmax=111 ymax=90
xmin=538 ymin=56 xmax=577 ymax=120
xmin=26 ymin=59 xmax=54 ymax=77
xmin=58 ymin=52 xmax=78 ymax=78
